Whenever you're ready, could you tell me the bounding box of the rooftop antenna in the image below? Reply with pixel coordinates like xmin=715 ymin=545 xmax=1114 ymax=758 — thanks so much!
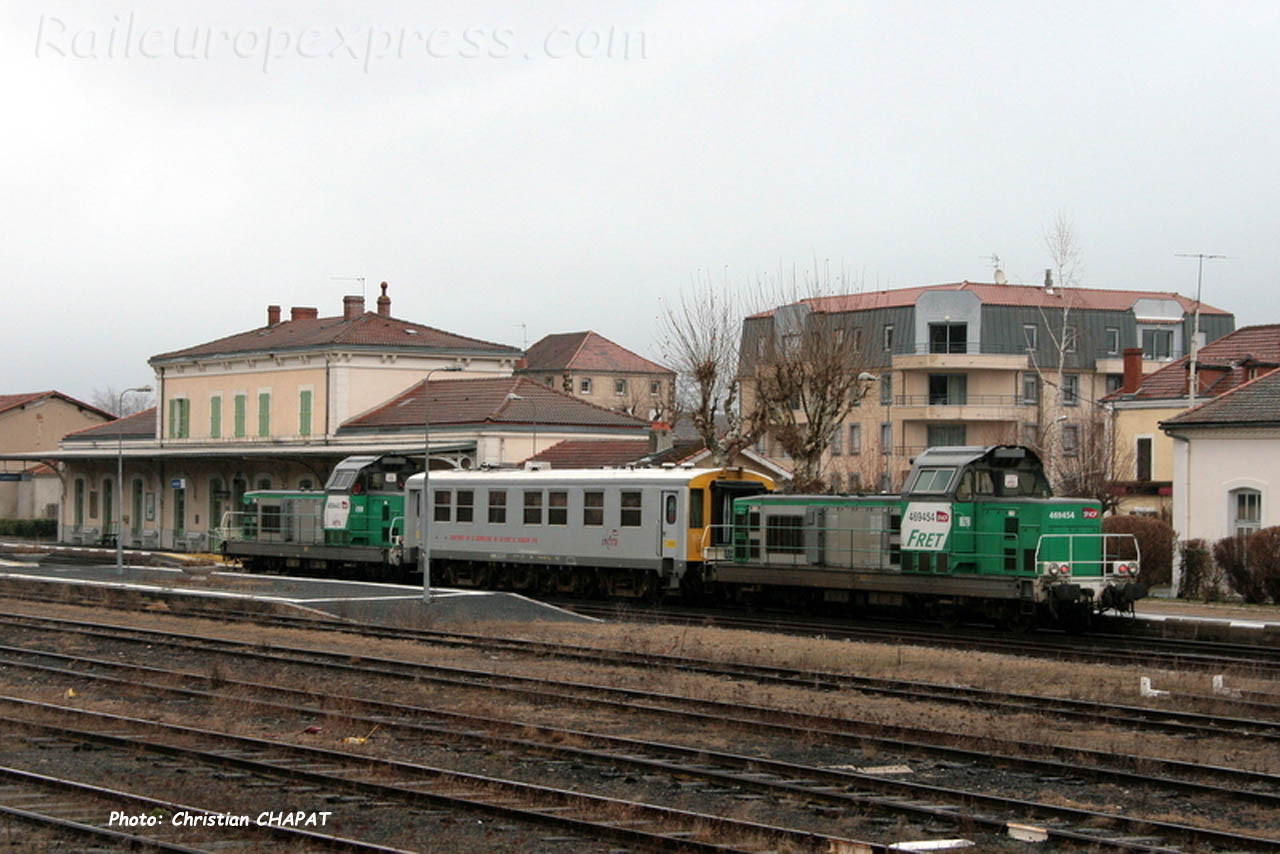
xmin=517 ymin=322 xmax=528 ymax=349
xmin=331 ymin=276 xmax=367 ymax=299
xmin=981 ymin=253 xmax=1005 ymax=283
xmin=1174 ymin=252 xmax=1229 ymax=407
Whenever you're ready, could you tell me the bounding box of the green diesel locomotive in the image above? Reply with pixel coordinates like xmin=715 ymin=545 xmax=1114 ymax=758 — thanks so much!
xmin=712 ymin=445 xmax=1144 ymax=630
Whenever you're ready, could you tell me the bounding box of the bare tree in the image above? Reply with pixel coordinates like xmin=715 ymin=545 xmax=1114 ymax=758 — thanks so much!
xmin=1028 ymin=210 xmax=1086 ymax=486
xmin=91 ymin=386 xmax=155 ymax=418
xmin=1053 ymin=408 xmax=1133 ymax=511
xmin=745 ymin=262 xmax=874 ymax=493
xmin=658 ymin=270 xmax=763 ymax=466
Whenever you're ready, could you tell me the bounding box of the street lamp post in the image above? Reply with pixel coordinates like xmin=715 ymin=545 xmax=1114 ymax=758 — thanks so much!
xmin=422 ymin=366 xmax=462 ymax=603
xmin=505 ymin=391 xmax=539 ymax=461
xmin=116 ymin=385 xmax=153 ymax=571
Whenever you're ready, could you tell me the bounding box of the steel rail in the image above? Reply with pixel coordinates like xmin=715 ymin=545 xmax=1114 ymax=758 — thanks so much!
xmin=5 ymin=609 xmax=1279 ymax=744
xmin=3 ymin=647 xmax=1276 ymax=853
xmin=2 ymin=614 xmax=1278 ymax=799
xmin=0 ymin=764 xmax=414 ymax=854
xmin=0 ymin=696 xmax=882 ymax=854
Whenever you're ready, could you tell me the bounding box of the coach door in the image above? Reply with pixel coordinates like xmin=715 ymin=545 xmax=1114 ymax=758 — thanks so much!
xmin=660 ymin=490 xmax=680 ymax=558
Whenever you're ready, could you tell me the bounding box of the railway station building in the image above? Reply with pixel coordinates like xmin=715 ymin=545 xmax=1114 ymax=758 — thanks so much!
xmin=38 ymin=285 xmax=656 ymax=550
xmin=742 ymin=278 xmax=1235 ymax=495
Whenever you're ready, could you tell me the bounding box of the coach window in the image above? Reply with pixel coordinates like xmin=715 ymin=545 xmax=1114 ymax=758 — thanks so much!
xmin=548 ymin=491 xmax=568 ymax=525
xmin=620 ymin=491 xmax=642 ymax=527
xmin=433 ymin=490 xmax=451 ymax=522
xmin=583 ymin=491 xmax=604 ymax=526
xmin=688 ymin=488 xmax=704 ymax=528
xmin=456 ymin=490 xmax=474 ymax=523
xmin=665 ymin=494 xmax=678 ymax=525
xmin=488 ymin=490 xmax=506 ymax=523
xmin=524 ymin=491 xmax=543 ymax=525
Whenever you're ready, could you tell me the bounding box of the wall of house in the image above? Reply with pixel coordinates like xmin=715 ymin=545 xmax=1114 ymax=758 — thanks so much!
xmin=1170 ymin=428 xmax=1280 ymax=543
xmin=0 ymin=399 xmax=110 ymax=460
xmin=1113 ymin=404 xmax=1182 ymax=483
xmin=158 ymin=367 xmax=328 ymax=441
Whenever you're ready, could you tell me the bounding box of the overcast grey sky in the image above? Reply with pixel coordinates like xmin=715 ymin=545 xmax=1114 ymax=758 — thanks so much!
xmin=4 ymin=1 xmax=1277 ymax=405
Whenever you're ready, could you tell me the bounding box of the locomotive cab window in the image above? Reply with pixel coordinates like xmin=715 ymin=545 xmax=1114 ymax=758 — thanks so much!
xmin=620 ymin=491 xmax=642 ymax=527
xmin=688 ymin=488 xmax=704 ymax=528
xmin=583 ymin=491 xmax=604 ymax=526
xmin=907 ymin=467 xmax=955 ymax=494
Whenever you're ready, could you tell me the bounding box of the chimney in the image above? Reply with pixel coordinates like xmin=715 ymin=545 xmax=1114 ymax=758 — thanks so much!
xmin=376 ymin=281 xmax=391 ymax=317
xmin=267 ymin=305 xmax=281 ymax=326
xmin=648 ymin=421 xmax=674 ymax=454
xmin=1122 ymin=347 xmax=1144 ymax=394
xmin=1044 ymin=269 xmax=1053 ymax=288
xmin=291 ymin=306 xmax=318 ymax=321
xmin=343 ymin=295 xmax=365 ymax=320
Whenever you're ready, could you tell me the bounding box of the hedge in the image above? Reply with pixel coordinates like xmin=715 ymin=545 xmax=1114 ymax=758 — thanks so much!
xmin=1103 ymin=515 xmax=1176 ymax=588
xmin=0 ymin=519 xmax=57 ymax=538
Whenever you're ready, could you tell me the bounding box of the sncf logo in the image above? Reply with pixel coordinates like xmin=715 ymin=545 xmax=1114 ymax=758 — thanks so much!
xmin=936 ymin=510 xmax=950 ymax=523
xmin=1082 ymin=507 xmax=1099 ymax=519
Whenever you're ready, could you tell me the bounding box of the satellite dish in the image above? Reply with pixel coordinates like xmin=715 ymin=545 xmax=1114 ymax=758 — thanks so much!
xmin=994 ymin=269 xmax=1007 ymax=285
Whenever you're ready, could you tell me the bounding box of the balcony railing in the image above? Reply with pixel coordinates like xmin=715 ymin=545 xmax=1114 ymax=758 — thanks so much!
xmin=894 ymin=394 xmax=1026 ymax=407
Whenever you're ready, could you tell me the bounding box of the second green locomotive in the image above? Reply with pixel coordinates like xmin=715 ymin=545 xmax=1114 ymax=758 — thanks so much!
xmin=712 ymin=445 xmax=1144 ymax=629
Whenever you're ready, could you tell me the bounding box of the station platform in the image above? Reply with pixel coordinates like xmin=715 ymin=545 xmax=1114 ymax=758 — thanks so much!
xmin=0 ymin=548 xmax=594 ymax=627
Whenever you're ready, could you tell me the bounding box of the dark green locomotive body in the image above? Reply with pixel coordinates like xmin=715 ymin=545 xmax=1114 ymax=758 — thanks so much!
xmin=715 ymin=446 xmax=1144 ymax=628
xmin=221 ymin=455 xmax=417 ymax=575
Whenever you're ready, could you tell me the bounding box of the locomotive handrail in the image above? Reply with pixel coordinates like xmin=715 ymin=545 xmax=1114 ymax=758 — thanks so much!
xmin=1034 ymin=532 xmax=1141 ymax=579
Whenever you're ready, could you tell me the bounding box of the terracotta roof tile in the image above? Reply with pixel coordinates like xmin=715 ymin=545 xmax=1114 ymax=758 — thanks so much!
xmin=1105 ymin=324 xmax=1280 ymax=402
xmin=524 ymin=439 xmax=652 ymax=468
xmin=339 ymin=377 xmax=649 ymax=433
xmin=1162 ymin=367 xmax=1280 ymax=427
xmin=752 ymin=281 xmax=1230 ymax=318
xmin=151 ymin=310 xmax=520 ymax=363
xmin=62 ymin=407 xmax=157 ymax=441
xmin=523 ymin=331 xmax=671 ymax=374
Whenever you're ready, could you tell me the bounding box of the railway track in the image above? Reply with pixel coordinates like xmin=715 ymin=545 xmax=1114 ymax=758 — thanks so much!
xmin=558 ymin=600 xmax=1280 ymax=673
xmin=0 ymin=697 xmax=885 ymax=854
xmin=6 ymin=609 xmax=1280 ymax=744
xmin=2 ymin=643 xmax=1279 ymax=852
xmin=2 ymin=609 xmax=1280 ymax=850
xmin=0 ymin=764 xmax=412 ymax=853
xmin=7 ymin=577 xmax=1278 ymax=676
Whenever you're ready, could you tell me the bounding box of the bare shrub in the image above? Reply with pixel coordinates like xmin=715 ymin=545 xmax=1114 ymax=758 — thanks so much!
xmin=1213 ymin=536 xmax=1267 ymax=603
xmin=1246 ymin=525 xmax=1280 ymax=603
xmin=1177 ymin=538 xmax=1215 ymax=600
xmin=1104 ymin=515 xmax=1176 ymax=587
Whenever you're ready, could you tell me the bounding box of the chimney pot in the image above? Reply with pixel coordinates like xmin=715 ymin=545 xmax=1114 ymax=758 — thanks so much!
xmin=343 ymin=295 xmax=365 ymax=320
xmin=1044 ymin=268 xmax=1053 ymax=288
xmin=267 ymin=305 xmax=281 ymax=326
xmin=1122 ymin=347 xmax=1144 ymax=394
xmin=376 ymin=281 xmax=391 ymax=317
xmin=291 ymin=306 xmax=318 ymax=321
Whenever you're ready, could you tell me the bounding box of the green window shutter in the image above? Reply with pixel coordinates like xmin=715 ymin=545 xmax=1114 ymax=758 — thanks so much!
xmin=299 ymin=390 xmax=312 ymax=436
xmin=234 ymin=395 xmax=246 ymax=438
xmin=210 ymin=397 xmax=221 ymax=439
xmin=179 ymin=399 xmax=190 ymax=438
xmin=258 ymin=392 xmax=270 ymax=437
xmin=167 ymin=400 xmax=177 ymax=439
